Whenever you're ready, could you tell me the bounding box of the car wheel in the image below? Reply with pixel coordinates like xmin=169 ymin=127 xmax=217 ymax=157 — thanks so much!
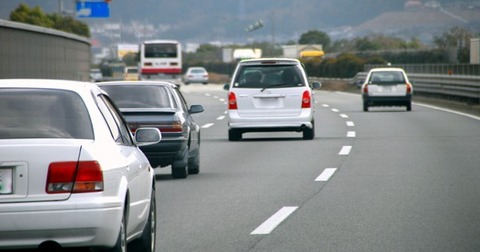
xmin=406 ymin=102 xmax=412 ymax=111
xmin=188 ymin=148 xmax=200 ymax=174
xmin=128 ymin=186 xmax=156 ymax=252
xmin=202 ymin=82 xmax=208 ymax=85
xmin=228 ymin=129 xmax=242 ymax=141
xmin=363 ymin=102 xmax=369 ymax=112
xmin=172 ymin=150 xmax=188 ymax=179
xmin=101 ymin=209 xmax=127 ymax=252
xmin=303 ymin=120 xmax=315 ymax=140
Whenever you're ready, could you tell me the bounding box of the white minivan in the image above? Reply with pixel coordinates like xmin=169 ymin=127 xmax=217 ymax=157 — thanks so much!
xmin=224 ymin=58 xmax=321 ymax=141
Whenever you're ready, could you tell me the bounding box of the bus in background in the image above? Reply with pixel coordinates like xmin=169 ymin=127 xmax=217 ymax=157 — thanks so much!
xmin=139 ymin=40 xmax=182 ymax=85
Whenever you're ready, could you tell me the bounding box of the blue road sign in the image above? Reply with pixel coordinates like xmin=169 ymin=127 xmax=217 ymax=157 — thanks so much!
xmin=76 ymin=1 xmax=110 ymax=18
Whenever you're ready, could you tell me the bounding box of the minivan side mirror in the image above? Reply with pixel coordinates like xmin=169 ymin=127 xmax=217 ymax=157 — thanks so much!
xmin=223 ymin=83 xmax=230 ymax=91
xmin=311 ymin=81 xmax=322 ymax=90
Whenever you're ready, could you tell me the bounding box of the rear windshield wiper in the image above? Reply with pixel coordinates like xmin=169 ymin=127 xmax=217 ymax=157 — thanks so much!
xmin=261 ymin=83 xmax=292 ymax=92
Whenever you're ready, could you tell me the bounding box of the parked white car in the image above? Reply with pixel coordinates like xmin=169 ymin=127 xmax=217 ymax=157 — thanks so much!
xmin=0 ymin=79 xmax=161 ymax=251
xmin=224 ymin=58 xmax=321 ymax=141
xmin=361 ymin=67 xmax=413 ymax=111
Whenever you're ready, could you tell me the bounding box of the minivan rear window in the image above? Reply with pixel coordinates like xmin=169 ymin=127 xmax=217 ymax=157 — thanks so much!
xmin=233 ymin=65 xmax=305 ymax=88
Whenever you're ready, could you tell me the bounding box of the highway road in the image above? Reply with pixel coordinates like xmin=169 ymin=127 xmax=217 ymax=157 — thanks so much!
xmin=154 ymin=84 xmax=480 ymax=252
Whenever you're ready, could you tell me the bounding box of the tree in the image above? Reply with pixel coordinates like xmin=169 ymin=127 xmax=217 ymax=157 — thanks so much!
xmin=9 ymin=4 xmax=90 ymax=38
xmin=298 ymin=30 xmax=331 ymax=50
xmin=433 ymin=27 xmax=473 ymax=63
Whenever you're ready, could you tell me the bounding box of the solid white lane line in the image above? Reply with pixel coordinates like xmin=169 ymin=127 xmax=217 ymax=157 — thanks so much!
xmin=346 ymin=121 xmax=355 ymax=127
xmin=347 ymin=131 xmax=356 ymax=137
xmin=315 ymin=168 xmax=337 ymax=182
xmin=339 ymin=146 xmax=352 ymax=155
xmin=202 ymin=123 xmax=214 ymax=128
xmin=250 ymin=206 xmax=298 ymax=235
xmin=217 ymin=116 xmax=225 ymax=120
xmin=340 ymin=114 xmax=349 ymax=118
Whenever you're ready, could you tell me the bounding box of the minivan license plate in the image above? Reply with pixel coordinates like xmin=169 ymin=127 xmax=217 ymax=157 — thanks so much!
xmin=0 ymin=168 xmax=13 ymax=194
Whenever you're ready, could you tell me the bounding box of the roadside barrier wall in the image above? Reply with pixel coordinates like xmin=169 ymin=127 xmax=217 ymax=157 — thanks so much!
xmin=0 ymin=19 xmax=91 ymax=81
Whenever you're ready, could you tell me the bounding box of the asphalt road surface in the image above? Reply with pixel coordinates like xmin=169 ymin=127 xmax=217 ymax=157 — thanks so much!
xmin=154 ymin=84 xmax=480 ymax=252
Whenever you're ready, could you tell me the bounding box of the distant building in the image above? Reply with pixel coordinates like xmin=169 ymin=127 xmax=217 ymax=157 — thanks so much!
xmin=222 ymin=48 xmax=262 ymax=62
xmin=405 ymin=0 xmax=423 ymax=10
xmin=471 ymin=38 xmax=480 ymax=64
xmin=282 ymin=44 xmax=323 ymax=59
xmin=112 ymin=44 xmax=139 ymax=60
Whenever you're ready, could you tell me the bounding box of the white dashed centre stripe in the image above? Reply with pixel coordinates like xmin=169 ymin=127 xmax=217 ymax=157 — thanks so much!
xmin=340 ymin=114 xmax=349 ymax=118
xmin=251 ymin=206 xmax=298 ymax=235
xmin=346 ymin=121 xmax=355 ymax=127
xmin=347 ymin=131 xmax=356 ymax=137
xmin=201 ymin=123 xmax=214 ymax=128
xmin=217 ymin=116 xmax=225 ymax=120
xmin=339 ymin=146 xmax=352 ymax=155
xmin=331 ymin=108 xmax=339 ymax=112
xmin=315 ymin=168 xmax=337 ymax=182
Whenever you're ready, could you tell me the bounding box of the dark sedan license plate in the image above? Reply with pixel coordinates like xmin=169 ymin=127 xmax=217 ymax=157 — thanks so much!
xmin=0 ymin=168 xmax=13 ymax=194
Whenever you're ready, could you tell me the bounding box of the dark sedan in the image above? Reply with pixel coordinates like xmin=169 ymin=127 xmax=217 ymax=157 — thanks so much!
xmin=98 ymin=81 xmax=204 ymax=178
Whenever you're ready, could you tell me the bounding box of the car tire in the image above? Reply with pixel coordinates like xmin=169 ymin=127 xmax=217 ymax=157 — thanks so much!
xmin=172 ymin=150 xmax=188 ymax=179
xmin=128 ymin=186 xmax=156 ymax=252
xmin=202 ymin=82 xmax=208 ymax=85
xmin=228 ymin=129 xmax=242 ymax=141
xmin=406 ymin=102 xmax=412 ymax=111
xmin=188 ymin=148 xmax=200 ymax=174
xmin=101 ymin=209 xmax=127 ymax=252
xmin=303 ymin=121 xmax=315 ymax=140
xmin=363 ymin=102 xmax=369 ymax=112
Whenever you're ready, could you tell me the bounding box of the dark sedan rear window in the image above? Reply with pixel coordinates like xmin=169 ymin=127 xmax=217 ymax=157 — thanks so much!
xmin=101 ymin=85 xmax=173 ymax=109
xmin=0 ymin=89 xmax=93 ymax=139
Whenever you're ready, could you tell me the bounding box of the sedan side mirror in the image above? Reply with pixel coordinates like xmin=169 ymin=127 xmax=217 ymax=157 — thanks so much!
xmin=189 ymin=104 xmax=204 ymax=114
xmin=135 ymin=128 xmax=162 ymax=146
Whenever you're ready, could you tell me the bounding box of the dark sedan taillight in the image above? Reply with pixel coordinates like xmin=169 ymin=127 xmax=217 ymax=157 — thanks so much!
xmin=129 ymin=121 xmax=183 ymax=134
xmin=46 ymin=161 xmax=104 ymax=194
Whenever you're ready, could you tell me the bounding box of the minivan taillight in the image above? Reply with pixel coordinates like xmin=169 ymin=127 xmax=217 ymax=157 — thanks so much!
xmin=228 ymin=92 xmax=238 ymax=110
xmin=406 ymin=83 xmax=412 ymax=94
xmin=47 ymin=161 xmax=104 ymax=194
xmin=301 ymin=91 xmax=312 ymax=108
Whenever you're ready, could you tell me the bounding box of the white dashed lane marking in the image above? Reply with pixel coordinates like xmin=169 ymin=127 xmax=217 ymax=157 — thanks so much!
xmin=346 ymin=121 xmax=355 ymax=127
xmin=201 ymin=123 xmax=214 ymax=129
xmin=250 ymin=206 xmax=299 ymax=235
xmin=315 ymin=168 xmax=337 ymax=182
xmin=338 ymin=146 xmax=352 ymax=155
xmin=347 ymin=131 xmax=356 ymax=137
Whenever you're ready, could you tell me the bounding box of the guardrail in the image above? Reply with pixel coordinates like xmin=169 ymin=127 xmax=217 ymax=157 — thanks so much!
xmin=311 ymin=72 xmax=480 ymax=104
